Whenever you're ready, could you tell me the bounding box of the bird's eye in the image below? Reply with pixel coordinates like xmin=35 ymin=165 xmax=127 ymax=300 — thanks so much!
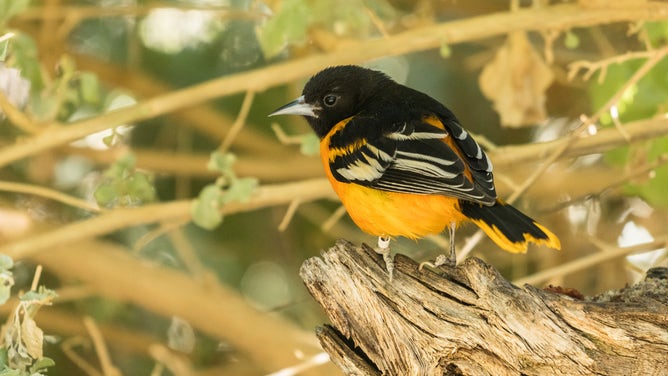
xmin=323 ymin=94 xmax=339 ymax=107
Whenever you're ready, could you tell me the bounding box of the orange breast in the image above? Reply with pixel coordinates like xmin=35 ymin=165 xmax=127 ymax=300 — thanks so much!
xmin=319 ymin=130 xmax=467 ymax=240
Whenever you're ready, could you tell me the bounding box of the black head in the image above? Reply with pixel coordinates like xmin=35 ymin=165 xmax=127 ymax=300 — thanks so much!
xmin=269 ymin=65 xmax=394 ymax=138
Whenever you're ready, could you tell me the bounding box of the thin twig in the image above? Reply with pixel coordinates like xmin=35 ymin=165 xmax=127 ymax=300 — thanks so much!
xmin=278 ymin=198 xmax=302 ymax=232
xmin=365 ymin=6 xmax=390 ymax=38
xmin=0 ymin=90 xmax=39 ymax=134
xmin=168 ymin=229 xmax=208 ymax=281
xmin=148 ymin=344 xmax=194 ymax=376
xmin=0 ymin=178 xmax=334 ymax=259
xmin=568 ymin=49 xmax=661 ymax=82
xmin=0 ymin=181 xmax=102 ymax=213
xmin=219 ymin=90 xmax=255 ymax=152
xmin=321 ymin=205 xmax=347 ymax=233
xmin=61 ymin=337 xmax=104 ymax=376
xmin=542 ymin=154 xmax=668 ymax=212
xmin=132 ymin=219 xmax=189 ymax=254
xmin=513 ymin=235 xmax=668 ymax=286
xmin=29 ymin=265 xmax=42 ymax=292
xmin=83 ymin=317 xmax=122 ymax=376
xmin=491 ymin=116 xmax=668 ymax=167
xmin=270 ymin=123 xmax=305 ymax=145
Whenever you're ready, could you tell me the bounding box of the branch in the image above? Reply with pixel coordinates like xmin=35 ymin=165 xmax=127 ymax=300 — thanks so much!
xmin=7 ymin=112 xmax=665 ymax=260
xmin=61 ymin=146 xmax=323 ymax=181
xmin=7 ymin=113 xmax=666 ymax=259
xmin=0 ymin=178 xmax=333 ymax=259
xmin=62 ymin=114 xmax=668 ymax=182
xmin=301 ymin=241 xmax=668 ymax=375
xmin=71 ymin=53 xmax=285 ymax=155
xmin=2 ymin=2 xmax=668 ymax=167
xmin=491 ymin=116 xmax=668 ymax=167
xmin=0 ymin=180 xmax=101 ymax=213
xmin=30 ymin=239 xmax=334 ymax=375
xmin=513 ymin=235 xmax=668 ymax=286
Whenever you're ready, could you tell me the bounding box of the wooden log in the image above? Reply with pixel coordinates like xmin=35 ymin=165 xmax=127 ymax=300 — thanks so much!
xmin=300 ymin=240 xmax=668 ymax=376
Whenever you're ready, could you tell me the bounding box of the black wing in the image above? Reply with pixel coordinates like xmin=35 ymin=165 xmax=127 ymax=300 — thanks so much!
xmin=327 ymin=115 xmax=496 ymax=205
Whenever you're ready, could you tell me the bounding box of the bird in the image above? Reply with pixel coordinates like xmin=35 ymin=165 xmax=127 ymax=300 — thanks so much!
xmin=270 ymin=65 xmax=560 ymax=278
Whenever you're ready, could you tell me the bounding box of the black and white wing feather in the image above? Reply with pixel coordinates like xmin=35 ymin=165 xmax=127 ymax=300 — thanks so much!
xmin=327 ymin=115 xmax=496 ymax=205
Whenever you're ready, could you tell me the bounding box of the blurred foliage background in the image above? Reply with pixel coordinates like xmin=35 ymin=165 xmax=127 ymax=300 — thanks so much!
xmin=1 ymin=0 xmax=668 ymax=375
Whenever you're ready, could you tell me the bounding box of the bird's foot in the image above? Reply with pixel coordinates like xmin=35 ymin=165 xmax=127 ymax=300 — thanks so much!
xmin=375 ymin=236 xmax=394 ymax=281
xmin=418 ymin=253 xmax=456 ymax=271
xmin=420 ymin=223 xmax=458 ymax=270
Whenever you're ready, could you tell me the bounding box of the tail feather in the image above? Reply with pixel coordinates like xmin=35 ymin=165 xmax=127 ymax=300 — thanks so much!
xmin=459 ymin=200 xmax=561 ymax=253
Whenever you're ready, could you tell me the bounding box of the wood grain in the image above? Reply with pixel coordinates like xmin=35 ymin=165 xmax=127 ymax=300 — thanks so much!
xmin=301 ymin=240 xmax=668 ymax=375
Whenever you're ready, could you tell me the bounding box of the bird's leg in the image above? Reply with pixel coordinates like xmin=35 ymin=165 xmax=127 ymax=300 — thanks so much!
xmin=419 ymin=222 xmax=457 ymax=269
xmin=375 ymin=235 xmax=394 ymax=281
xmin=445 ymin=221 xmax=457 ymax=266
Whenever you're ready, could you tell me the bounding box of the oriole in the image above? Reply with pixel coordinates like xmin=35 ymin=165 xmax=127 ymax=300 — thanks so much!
xmin=270 ymin=65 xmax=560 ymax=275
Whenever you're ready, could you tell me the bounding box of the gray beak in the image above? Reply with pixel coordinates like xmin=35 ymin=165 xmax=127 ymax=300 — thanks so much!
xmin=269 ymin=95 xmax=318 ymax=117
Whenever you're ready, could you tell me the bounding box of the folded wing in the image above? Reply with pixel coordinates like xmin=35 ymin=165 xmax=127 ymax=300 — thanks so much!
xmin=327 ymin=116 xmax=497 ymax=205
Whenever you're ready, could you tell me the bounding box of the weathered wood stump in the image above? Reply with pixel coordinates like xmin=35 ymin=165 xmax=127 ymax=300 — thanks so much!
xmin=299 ymin=240 xmax=668 ymax=376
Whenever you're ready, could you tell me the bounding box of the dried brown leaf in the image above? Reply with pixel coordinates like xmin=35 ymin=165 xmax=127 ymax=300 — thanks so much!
xmin=479 ymin=32 xmax=554 ymax=127
xmin=20 ymin=315 xmax=44 ymax=359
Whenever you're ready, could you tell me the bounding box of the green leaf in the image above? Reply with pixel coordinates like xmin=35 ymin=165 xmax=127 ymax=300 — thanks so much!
xmin=0 ymin=368 xmax=21 ymax=376
xmin=221 ymin=177 xmax=258 ymax=204
xmin=0 ymin=0 xmax=30 ymax=25
xmin=590 ymin=55 xmax=668 ymax=207
xmin=643 ymin=20 xmax=668 ymax=48
xmin=0 ymin=347 xmax=8 ymax=368
xmin=207 ymin=151 xmax=236 ymax=175
xmin=29 ymin=357 xmax=55 ymax=373
xmin=564 ymin=30 xmax=579 ymax=49
xmin=257 ymin=0 xmax=310 ymax=58
xmin=9 ymin=32 xmax=42 ymax=90
xmin=618 ymin=138 xmax=668 ymax=207
xmin=0 ymin=36 xmax=9 ymax=61
xmin=588 ymin=58 xmax=668 ymax=126
xmin=0 ymin=272 xmax=13 ymax=305
xmin=20 ymin=287 xmax=57 ymax=303
xmin=191 ymin=184 xmax=224 ymax=230
xmin=78 ymin=72 xmax=100 ymax=105
xmin=125 ymin=173 xmax=156 ymax=203
xmin=95 ymin=154 xmax=155 ymax=207
xmin=102 ymin=133 xmax=116 ymax=148
xmin=299 ymin=133 xmax=320 ymax=155
xmin=93 ymin=183 xmax=118 ymax=207
xmin=439 ymin=43 xmax=451 ymax=58
xmin=0 ymin=254 xmax=13 ymax=271
xmin=104 ymin=153 xmax=134 ymax=179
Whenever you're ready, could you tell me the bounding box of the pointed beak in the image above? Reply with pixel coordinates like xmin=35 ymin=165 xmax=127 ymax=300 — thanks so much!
xmin=269 ymin=95 xmax=318 ymax=118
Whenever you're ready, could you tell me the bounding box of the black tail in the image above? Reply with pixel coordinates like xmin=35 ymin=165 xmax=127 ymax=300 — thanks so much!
xmin=459 ymin=200 xmax=560 ymax=253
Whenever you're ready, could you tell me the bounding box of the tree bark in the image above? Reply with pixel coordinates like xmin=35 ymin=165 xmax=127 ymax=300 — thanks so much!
xmin=300 ymin=240 xmax=668 ymax=376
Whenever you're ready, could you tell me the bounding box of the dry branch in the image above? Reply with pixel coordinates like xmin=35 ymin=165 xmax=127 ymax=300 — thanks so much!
xmin=2 ymin=2 xmax=668 ymax=168
xmin=31 ymin=239 xmax=337 ymax=375
xmin=65 ymin=115 xmax=668 ymax=180
xmin=0 ymin=178 xmax=333 ymax=259
xmin=491 ymin=117 xmax=668 ymax=167
xmin=301 ymin=241 xmax=668 ymax=376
